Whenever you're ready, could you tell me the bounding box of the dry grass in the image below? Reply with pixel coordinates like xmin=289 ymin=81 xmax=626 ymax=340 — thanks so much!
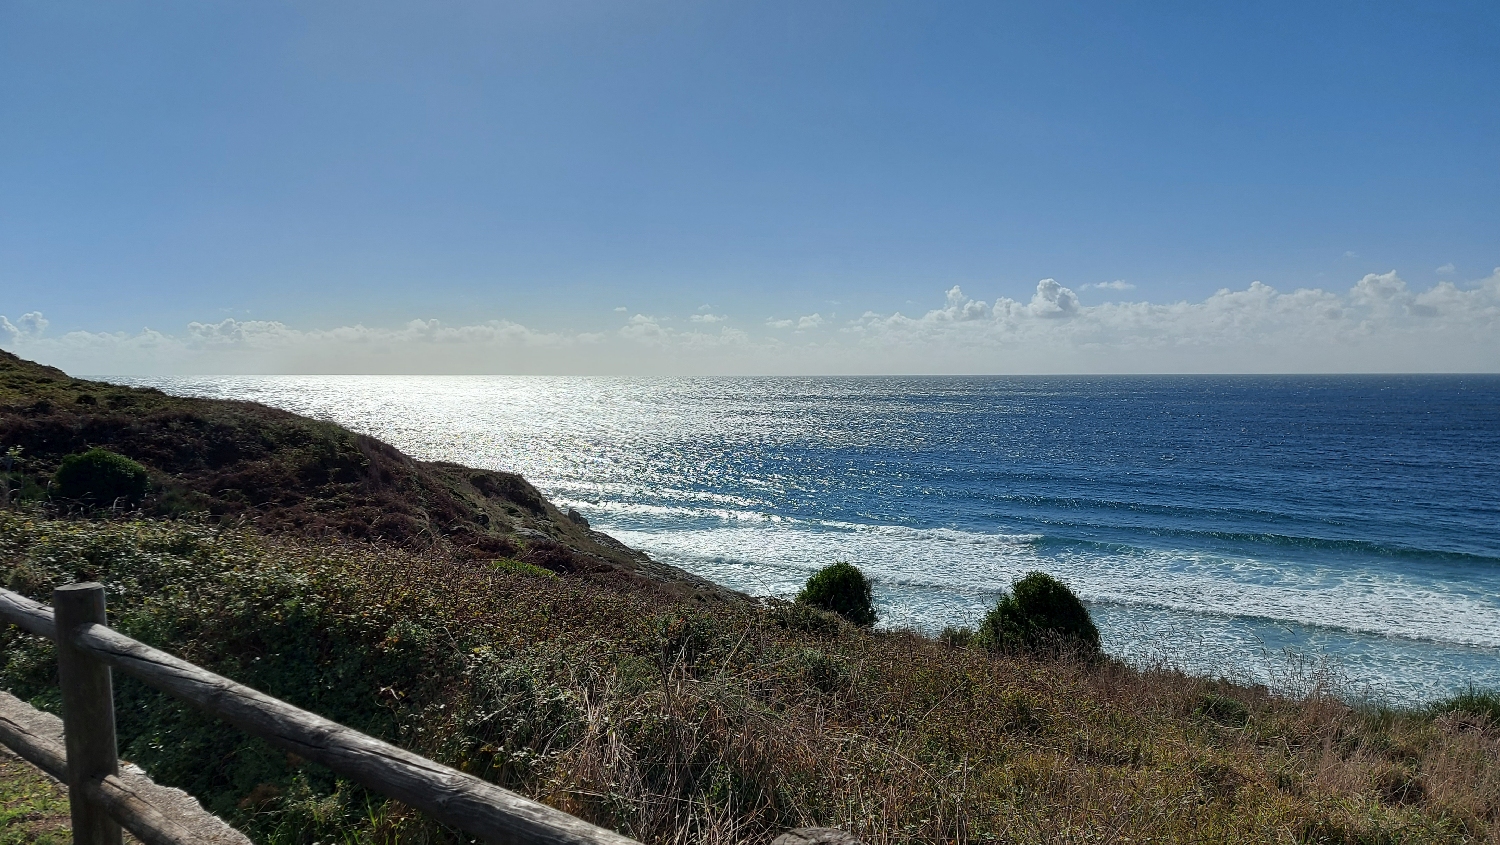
xmin=1 ymin=513 xmax=1497 ymax=844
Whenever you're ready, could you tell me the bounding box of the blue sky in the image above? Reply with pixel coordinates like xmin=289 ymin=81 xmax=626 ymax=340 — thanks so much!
xmin=2 ymin=1 xmax=1497 ymax=373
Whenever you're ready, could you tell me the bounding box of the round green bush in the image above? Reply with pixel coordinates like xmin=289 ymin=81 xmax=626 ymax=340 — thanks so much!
xmin=976 ymin=571 xmax=1099 ymax=656
xmin=52 ymin=448 xmax=150 ymax=507
xmin=796 ymin=561 xmax=876 ymax=627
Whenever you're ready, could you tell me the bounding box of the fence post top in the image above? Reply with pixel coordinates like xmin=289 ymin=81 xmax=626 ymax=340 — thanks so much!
xmin=53 ymin=583 xmax=108 ymax=624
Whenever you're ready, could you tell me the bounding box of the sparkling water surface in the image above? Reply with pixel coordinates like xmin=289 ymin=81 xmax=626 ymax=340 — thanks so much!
xmin=120 ymin=375 xmax=1500 ymax=703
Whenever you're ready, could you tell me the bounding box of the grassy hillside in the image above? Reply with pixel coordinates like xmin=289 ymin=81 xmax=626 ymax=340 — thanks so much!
xmin=1 ymin=353 xmax=1497 ymax=844
xmin=0 ymin=350 xmax=725 ymax=600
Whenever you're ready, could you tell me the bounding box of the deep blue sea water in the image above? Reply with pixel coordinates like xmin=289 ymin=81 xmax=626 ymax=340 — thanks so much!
xmin=122 ymin=375 xmax=1500 ymax=703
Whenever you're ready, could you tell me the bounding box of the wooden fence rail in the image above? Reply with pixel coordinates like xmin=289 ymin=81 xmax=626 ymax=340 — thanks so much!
xmin=0 ymin=583 xmax=643 ymax=845
xmin=0 ymin=687 xmax=250 ymax=845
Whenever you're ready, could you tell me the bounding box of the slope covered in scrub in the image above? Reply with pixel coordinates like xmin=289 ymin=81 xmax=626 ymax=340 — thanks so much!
xmin=0 ymin=352 xmax=1497 ymax=844
xmin=0 ymin=350 xmax=725 ymax=600
xmin=4 ymin=515 xmax=1496 ymax=844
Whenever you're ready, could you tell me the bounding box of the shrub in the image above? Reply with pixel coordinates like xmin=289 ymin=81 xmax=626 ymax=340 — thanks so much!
xmin=793 ymin=648 xmax=849 ymax=694
xmin=1194 ymin=691 xmax=1250 ymax=727
xmin=976 ymin=571 xmax=1100 ymax=656
xmin=796 ymin=561 xmax=876 ymax=627
xmin=655 ymin=612 xmax=725 ymax=667
xmin=490 ymin=558 xmax=558 ymax=579
xmin=771 ymin=601 xmax=843 ymax=638
xmin=2 ymin=445 xmax=45 ymax=505
xmin=51 ymin=448 xmax=149 ymax=507
xmin=940 ymin=625 xmax=974 ymax=648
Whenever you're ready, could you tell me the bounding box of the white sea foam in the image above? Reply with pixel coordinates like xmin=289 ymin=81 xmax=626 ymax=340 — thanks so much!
xmin=605 ymin=522 xmax=1500 ymax=650
xmin=611 ymin=522 xmax=1500 ymax=700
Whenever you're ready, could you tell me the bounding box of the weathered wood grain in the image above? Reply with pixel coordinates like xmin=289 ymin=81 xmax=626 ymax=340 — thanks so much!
xmin=0 ymin=689 xmax=251 ymax=845
xmin=80 ymin=775 xmax=212 ymax=845
xmin=0 ymin=690 xmax=68 ymax=776
xmin=0 ymin=586 xmax=55 ymax=637
xmin=1 ymin=583 xmax=641 ymax=845
xmin=55 ymin=583 xmax=123 ymax=845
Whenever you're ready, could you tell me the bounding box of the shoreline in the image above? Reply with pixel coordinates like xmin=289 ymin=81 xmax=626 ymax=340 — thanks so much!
xmin=109 ymin=370 xmax=1500 ymax=705
xmin=4 ymin=352 xmax=1499 ymax=842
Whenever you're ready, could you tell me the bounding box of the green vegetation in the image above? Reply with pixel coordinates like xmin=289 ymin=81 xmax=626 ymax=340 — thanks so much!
xmin=0 ymin=447 xmax=44 ymax=507
xmin=1431 ymin=685 xmax=1500 ymax=723
xmin=0 ymin=349 xmax=708 ymax=596
xmin=51 ymin=447 xmax=149 ymax=507
xmin=938 ymin=624 xmax=973 ymax=648
xmin=3 ymin=515 xmax=1497 ymax=844
xmin=0 ymin=750 xmax=69 ymax=844
xmin=795 ymin=561 xmax=876 ymax=627
xmin=489 ymin=557 xmax=558 ymax=579
xmin=1 ymin=351 xmax=1498 ymax=844
xmin=976 ymin=571 xmax=1101 ymax=656
xmin=0 ymin=349 xmax=557 ymax=555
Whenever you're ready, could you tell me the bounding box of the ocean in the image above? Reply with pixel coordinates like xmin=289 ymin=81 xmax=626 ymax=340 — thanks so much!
xmin=122 ymin=375 xmax=1500 ymax=703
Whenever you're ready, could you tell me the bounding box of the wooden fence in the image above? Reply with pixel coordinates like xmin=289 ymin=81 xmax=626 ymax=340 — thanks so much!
xmin=0 ymin=582 xmax=643 ymax=845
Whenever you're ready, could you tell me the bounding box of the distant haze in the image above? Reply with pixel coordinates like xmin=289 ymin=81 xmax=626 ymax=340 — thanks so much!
xmin=2 ymin=2 xmax=1496 ymax=375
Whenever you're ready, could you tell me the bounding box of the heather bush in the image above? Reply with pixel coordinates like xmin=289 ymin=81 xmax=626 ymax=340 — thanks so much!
xmin=795 ymin=561 xmax=876 ymax=627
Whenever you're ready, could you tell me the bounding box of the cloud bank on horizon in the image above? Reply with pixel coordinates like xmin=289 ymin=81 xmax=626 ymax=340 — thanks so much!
xmin=5 ymin=270 xmax=1498 ymax=376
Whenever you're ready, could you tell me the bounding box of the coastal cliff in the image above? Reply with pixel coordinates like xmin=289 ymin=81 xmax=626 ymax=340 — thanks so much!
xmin=0 ymin=350 xmax=731 ymax=602
xmin=1 ymin=351 xmax=1496 ymax=845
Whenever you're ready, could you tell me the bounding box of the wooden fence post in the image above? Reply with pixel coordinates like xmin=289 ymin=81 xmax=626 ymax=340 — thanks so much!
xmin=54 ymin=582 xmax=124 ymax=845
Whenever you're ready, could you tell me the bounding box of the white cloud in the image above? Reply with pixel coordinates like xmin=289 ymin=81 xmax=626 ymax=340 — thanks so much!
xmin=616 ymin=313 xmax=751 ymax=353
xmin=690 ymin=313 xmax=726 ymax=324
xmin=0 ymin=311 xmax=48 ymax=343
xmin=5 ymin=270 xmax=1498 ymax=375
xmin=1437 ymin=263 xmax=1456 ymax=274
xmin=179 ymin=316 xmax=573 ymax=349
xmin=1348 ymin=270 xmax=1409 ymax=313
xmin=619 ymin=314 xmax=667 ymax=343
xmin=613 ymin=306 xmax=628 ymax=312
xmin=837 ymin=271 xmax=1499 ymax=372
xmin=930 ymin=287 xmax=991 ymax=321
xmin=1409 ymin=272 xmax=1500 ymax=320
xmin=1083 ymin=280 xmax=1136 ymax=291
xmin=1028 ymin=279 xmax=1080 ymax=318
